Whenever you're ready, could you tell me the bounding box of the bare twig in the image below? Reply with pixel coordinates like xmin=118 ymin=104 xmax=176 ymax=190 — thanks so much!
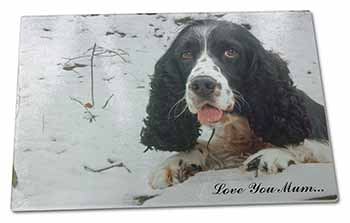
xmin=102 ymin=75 xmax=115 ymax=82
xmin=62 ymin=55 xmax=91 ymax=65
xmin=116 ymin=48 xmax=130 ymax=56
xmin=90 ymin=43 xmax=97 ymax=106
xmin=56 ymin=149 xmax=67 ymax=155
xmin=133 ymin=194 xmax=159 ymax=205
xmin=102 ymin=49 xmax=129 ymax=63
xmin=83 ymin=112 xmax=97 ymax=123
xmin=84 ymin=162 xmax=131 ymax=173
xmin=61 ymin=46 xmax=130 ymax=65
xmin=70 ymin=96 xmax=85 ymax=107
xmin=102 ymin=94 xmax=114 ymax=109
xmin=69 ymin=96 xmax=97 ymax=122
xmin=107 ymin=158 xmax=114 ymax=164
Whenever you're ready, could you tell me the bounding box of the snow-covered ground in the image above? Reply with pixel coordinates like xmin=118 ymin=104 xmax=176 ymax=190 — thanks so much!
xmin=11 ymin=11 xmax=338 ymax=211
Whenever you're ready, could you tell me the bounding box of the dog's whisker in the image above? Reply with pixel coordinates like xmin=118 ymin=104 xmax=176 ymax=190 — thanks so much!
xmin=236 ymin=93 xmax=249 ymax=106
xmin=233 ymin=93 xmax=243 ymax=103
xmin=236 ymin=96 xmax=247 ymax=107
xmin=167 ymin=96 xmax=186 ymax=120
xmin=232 ymin=90 xmax=250 ymax=108
xmin=234 ymin=97 xmax=242 ymax=112
xmin=174 ymin=105 xmax=188 ymax=119
xmin=233 ymin=91 xmax=246 ymax=103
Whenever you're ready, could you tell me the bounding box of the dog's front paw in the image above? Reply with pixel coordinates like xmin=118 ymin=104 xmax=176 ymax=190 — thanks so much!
xmin=149 ymin=153 xmax=204 ymax=189
xmin=242 ymin=148 xmax=298 ymax=175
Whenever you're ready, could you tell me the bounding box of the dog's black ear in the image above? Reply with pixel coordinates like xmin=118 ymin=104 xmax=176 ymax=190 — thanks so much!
xmin=140 ymin=49 xmax=201 ymax=152
xmin=243 ymin=49 xmax=311 ymax=146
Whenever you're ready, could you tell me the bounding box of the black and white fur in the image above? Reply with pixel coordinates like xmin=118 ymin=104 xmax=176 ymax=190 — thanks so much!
xmin=141 ymin=20 xmax=331 ymax=189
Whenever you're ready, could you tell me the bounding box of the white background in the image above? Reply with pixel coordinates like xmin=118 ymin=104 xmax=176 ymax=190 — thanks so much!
xmin=0 ymin=0 xmax=349 ymax=222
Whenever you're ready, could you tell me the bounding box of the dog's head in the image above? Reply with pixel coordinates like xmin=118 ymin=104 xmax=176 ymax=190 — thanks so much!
xmin=163 ymin=20 xmax=267 ymax=125
xmin=141 ymin=19 xmax=309 ymax=152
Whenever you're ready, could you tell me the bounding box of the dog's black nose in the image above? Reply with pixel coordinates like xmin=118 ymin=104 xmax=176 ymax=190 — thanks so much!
xmin=189 ymin=76 xmax=217 ymax=97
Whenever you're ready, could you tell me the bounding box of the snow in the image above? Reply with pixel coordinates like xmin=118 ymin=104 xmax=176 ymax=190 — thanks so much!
xmin=146 ymin=164 xmax=338 ymax=207
xmin=11 ymin=11 xmax=338 ymax=211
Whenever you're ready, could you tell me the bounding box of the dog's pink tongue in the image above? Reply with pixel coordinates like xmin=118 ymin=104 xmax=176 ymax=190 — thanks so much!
xmin=197 ymin=105 xmax=224 ymax=124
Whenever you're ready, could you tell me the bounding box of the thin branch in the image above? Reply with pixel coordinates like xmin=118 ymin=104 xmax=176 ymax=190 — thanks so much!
xmin=90 ymin=43 xmax=97 ymax=106
xmin=133 ymin=194 xmax=159 ymax=205
xmin=84 ymin=162 xmax=131 ymax=173
xmin=107 ymin=158 xmax=114 ymax=164
xmin=101 ymin=49 xmax=129 ymax=63
xmin=114 ymin=51 xmax=129 ymax=63
xmin=62 ymin=55 xmax=91 ymax=65
xmin=69 ymin=96 xmax=97 ymax=122
xmin=101 ymin=94 xmax=114 ymax=109
xmin=61 ymin=46 xmax=130 ymax=65
xmin=116 ymin=48 xmax=129 ymax=56
xmin=70 ymin=96 xmax=85 ymax=107
xmin=102 ymin=75 xmax=115 ymax=82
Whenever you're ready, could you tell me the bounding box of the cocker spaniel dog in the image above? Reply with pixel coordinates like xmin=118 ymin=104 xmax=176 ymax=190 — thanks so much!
xmin=141 ymin=19 xmax=331 ymax=189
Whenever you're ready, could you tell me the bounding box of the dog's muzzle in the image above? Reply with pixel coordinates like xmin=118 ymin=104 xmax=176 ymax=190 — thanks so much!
xmin=188 ymin=76 xmax=218 ymax=98
xmin=185 ymin=54 xmax=235 ymax=117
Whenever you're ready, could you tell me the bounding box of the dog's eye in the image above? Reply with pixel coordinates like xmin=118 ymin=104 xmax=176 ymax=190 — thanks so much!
xmin=224 ymin=49 xmax=239 ymax=59
xmin=181 ymin=51 xmax=193 ymax=60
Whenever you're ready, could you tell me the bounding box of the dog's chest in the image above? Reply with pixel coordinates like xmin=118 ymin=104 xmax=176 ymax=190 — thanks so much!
xmin=204 ymin=114 xmax=272 ymax=169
